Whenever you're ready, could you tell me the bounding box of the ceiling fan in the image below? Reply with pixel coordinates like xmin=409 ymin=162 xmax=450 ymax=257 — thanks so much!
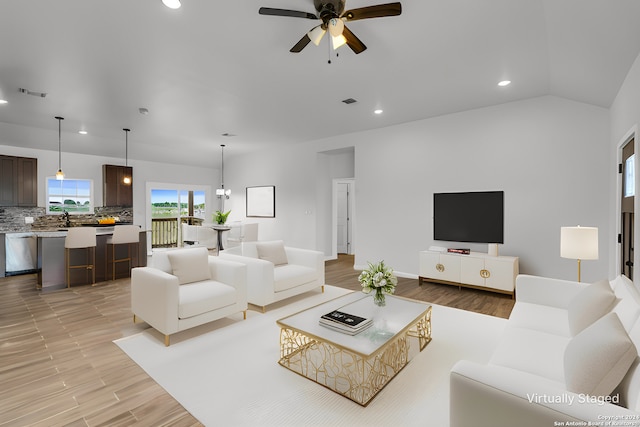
xmin=259 ymin=0 xmax=402 ymax=54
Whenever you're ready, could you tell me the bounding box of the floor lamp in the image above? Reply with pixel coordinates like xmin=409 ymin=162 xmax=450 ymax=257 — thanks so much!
xmin=560 ymin=226 xmax=599 ymax=282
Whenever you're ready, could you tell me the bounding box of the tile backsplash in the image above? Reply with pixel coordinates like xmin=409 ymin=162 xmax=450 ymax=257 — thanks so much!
xmin=0 ymin=206 xmax=133 ymax=232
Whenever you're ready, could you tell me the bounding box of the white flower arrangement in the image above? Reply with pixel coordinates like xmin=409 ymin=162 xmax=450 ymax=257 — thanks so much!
xmin=358 ymin=260 xmax=398 ymax=306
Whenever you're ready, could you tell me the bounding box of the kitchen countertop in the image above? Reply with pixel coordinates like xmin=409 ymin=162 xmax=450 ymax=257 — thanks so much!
xmin=15 ymin=228 xmax=149 ymax=238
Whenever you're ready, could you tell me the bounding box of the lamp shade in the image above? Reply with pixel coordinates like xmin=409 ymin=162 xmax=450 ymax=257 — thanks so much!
xmin=561 ymin=226 xmax=599 ymax=260
xmin=328 ymin=18 xmax=344 ymax=37
xmin=308 ymin=25 xmax=326 ymax=46
xmin=331 ymin=34 xmax=347 ymax=50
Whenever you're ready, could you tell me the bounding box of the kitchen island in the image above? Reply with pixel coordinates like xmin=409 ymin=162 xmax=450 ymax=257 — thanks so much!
xmin=34 ymin=227 xmax=148 ymax=290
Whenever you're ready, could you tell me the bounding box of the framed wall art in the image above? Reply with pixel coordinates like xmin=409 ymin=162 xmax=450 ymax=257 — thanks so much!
xmin=246 ymin=185 xmax=275 ymax=218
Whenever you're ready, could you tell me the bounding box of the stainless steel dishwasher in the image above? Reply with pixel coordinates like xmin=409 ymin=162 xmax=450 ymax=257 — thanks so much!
xmin=5 ymin=232 xmax=38 ymax=276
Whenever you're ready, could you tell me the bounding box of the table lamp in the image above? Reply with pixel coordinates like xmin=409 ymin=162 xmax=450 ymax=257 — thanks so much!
xmin=560 ymin=226 xmax=598 ymax=282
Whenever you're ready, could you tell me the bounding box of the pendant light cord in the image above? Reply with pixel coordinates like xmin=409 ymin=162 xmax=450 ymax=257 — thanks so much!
xmin=123 ymin=128 xmax=130 ymax=167
xmin=220 ymin=144 xmax=225 ymax=189
xmin=55 ymin=116 xmax=64 ymax=170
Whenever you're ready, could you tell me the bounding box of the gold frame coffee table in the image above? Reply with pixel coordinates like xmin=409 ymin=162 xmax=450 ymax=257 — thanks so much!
xmin=276 ymin=292 xmax=432 ymax=406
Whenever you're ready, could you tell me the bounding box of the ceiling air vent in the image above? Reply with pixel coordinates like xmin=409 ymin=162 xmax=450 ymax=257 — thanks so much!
xmin=19 ymin=87 xmax=47 ymax=98
xmin=342 ymin=98 xmax=357 ymax=105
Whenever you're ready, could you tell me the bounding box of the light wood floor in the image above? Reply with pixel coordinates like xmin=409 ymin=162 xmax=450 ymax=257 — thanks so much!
xmin=1 ymin=254 xmax=514 ymax=426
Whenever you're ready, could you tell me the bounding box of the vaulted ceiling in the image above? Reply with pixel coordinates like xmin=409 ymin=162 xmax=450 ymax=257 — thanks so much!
xmin=1 ymin=0 xmax=640 ymax=168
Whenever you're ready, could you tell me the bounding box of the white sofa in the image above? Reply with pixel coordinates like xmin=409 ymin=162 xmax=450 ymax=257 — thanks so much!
xmin=219 ymin=240 xmax=324 ymax=311
xmin=131 ymin=247 xmax=247 ymax=346
xmin=450 ymin=274 xmax=640 ymax=426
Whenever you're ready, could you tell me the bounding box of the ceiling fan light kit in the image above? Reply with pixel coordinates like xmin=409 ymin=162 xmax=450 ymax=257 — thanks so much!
xmin=258 ymin=1 xmax=401 ymax=55
xmin=308 ymin=26 xmax=326 ymax=46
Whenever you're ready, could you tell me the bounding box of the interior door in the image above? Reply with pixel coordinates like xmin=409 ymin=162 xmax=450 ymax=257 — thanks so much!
xmin=337 ymin=182 xmax=350 ymax=254
xmin=621 ymin=138 xmax=635 ymax=279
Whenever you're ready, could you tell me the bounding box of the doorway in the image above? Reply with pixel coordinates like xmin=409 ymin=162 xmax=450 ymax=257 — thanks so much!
xmin=337 ymin=182 xmax=351 ymax=254
xmin=333 ymin=178 xmax=355 ymax=257
xmin=621 ymin=137 xmax=635 ymax=279
xmin=145 ymin=182 xmax=211 ymax=251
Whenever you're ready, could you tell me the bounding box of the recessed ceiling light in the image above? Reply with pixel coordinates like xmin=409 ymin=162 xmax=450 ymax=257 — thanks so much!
xmin=374 ymin=109 xmax=383 ymax=115
xmin=0 ymin=99 xmax=7 ymax=104
xmin=162 ymin=0 xmax=181 ymax=9
xmin=78 ymin=130 xmax=87 ymax=135
xmin=498 ymin=80 xmax=511 ymax=87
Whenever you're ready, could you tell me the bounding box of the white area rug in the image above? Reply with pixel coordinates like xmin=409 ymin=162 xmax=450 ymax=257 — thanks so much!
xmin=115 ymin=286 xmax=507 ymax=426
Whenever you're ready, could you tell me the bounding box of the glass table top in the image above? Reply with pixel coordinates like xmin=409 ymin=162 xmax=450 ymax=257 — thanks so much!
xmin=277 ymin=291 xmax=431 ymax=357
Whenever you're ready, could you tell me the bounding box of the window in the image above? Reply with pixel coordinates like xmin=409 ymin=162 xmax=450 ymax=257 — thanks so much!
xmin=46 ymin=178 xmax=94 ymax=214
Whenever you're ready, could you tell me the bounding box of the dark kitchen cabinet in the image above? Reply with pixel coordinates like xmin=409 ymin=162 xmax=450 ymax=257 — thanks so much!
xmin=0 ymin=155 xmax=37 ymax=207
xmin=17 ymin=157 xmax=38 ymax=206
xmin=103 ymin=164 xmax=133 ymax=207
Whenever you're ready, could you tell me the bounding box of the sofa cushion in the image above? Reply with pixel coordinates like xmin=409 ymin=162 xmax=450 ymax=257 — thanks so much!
xmin=564 ymin=313 xmax=637 ymax=397
xmin=567 ymin=279 xmax=615 ymax=336
xmin=151 ymin=249 xmax=174 ymax=274
xmin=489 ymin=326 xmax=569 ymax=383
xmin=178 ymin=280 xmax=237 ymax=319
xmin=615 ymin=358 xmax=640 ymax=412
xmin=274 ymin=264 xmax=317 ymax=292
xmin=256 ymin=240 xmax=288 ymax=266
xmin=168 ymin=247 xmax=211 ymax=285
xmin=508 ymin=302 xmax=571 ymax=337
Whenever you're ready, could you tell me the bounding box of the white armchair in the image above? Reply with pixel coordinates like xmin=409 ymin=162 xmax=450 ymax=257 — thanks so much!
xmin=131 ymin=247 xmax=247 ymax=346
xmin=219 ymin=240 xmax=324 ymax=311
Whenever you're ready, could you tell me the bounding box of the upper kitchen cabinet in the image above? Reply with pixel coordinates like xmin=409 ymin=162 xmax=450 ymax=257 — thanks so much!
xmin=103 ymin=164 xmax=132 ymax=207
xmin=0 ymin=155 xmax=37 ymax=207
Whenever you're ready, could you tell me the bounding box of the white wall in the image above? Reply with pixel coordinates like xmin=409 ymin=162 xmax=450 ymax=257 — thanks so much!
xmin=0 ymin=143 xmax=219 ymax=226
xmin=225 ymin=96 xmax=610 ymax=281
xmin=609 ymin=51 xmax=640 ymax=283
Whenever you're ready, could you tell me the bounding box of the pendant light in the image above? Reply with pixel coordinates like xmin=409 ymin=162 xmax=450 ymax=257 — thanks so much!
xmin=55 ymin=116 xmax=65 ymax=180
xmin=216 ymin=144 xmax=231 ymax=199
xmin=122 ymin=128 xmax=132 ymax=185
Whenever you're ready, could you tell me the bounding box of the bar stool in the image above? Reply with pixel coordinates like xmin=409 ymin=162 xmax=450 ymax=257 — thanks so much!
xmin=65 ymin=227 xmax=97 ymax=288
xmin=106 ymin=225 xmax=140 ymax=280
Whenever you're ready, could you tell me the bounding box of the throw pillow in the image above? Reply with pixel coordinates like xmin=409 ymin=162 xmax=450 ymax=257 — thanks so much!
xmin=167 ymin=247 xmax=211 ymax=285
xmin=567 ymin=279 xmax=615 ymax=336
xmin=564 ymin=312 xmax=637 ymax=397
xmin=256 ymin=240 xmax=288 ymax=266
xmin=610 ymin=275 xmax=640 ymax=332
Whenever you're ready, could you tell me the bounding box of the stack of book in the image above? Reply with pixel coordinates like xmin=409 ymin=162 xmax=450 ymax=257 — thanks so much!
xmin=447 ymin=248 xmax=470 ymax=255
xmin=319 ymin=310 xmax=373 ymax=335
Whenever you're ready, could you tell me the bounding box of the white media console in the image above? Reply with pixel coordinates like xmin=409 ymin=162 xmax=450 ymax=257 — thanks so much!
xmin=418 ymin=249 xmax=519 ymax=296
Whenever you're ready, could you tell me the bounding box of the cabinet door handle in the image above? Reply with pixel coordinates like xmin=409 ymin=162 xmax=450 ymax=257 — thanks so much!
xmin=480 ymin=269 xmax=490 ymax=279
xmin=436 ymin=263 xmax=445 ymax=272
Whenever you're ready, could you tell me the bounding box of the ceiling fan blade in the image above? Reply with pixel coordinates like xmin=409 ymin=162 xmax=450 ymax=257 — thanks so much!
xmin=259 ymin=7 xmax=317 ymax=20
xmin=342 ymin=25 xmax=367 ymax=54
xmin=290 ymin=34 xmax=312 ymax=53
xmin=342 ymin=2 xmax=402 ymax=21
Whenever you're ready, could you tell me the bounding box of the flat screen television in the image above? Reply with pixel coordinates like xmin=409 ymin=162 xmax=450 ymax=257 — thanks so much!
xmin=433 ymin=191 xmax=504 ymax=244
